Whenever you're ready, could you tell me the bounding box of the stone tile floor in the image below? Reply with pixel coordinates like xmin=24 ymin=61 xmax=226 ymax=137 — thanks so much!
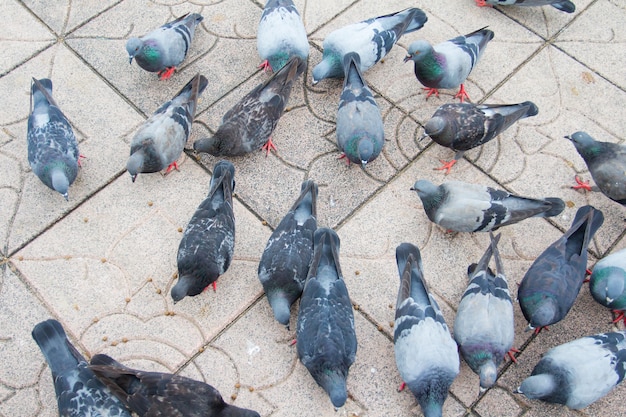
xmin=1 ymin=0 xmax=625 ymax=416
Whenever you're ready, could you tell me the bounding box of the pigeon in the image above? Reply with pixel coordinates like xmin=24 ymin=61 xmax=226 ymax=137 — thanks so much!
xmin=565 ymin=131 xmax=626 ymax=206
xmin=312 ymin=8 xmax=428 ymax=84
xmin=171 ymin=160 xmax=235 ymax=303
xmin=518 ymin=205 xmax=604 ymax=333
xmin=589 ymin=248 xmax=626 ymax=325
xmin=257 ymin=0 xmax=309 ymax=72
xmin=453 ymin=233 xmax=515 ymax=391
xmin=126 ymin=73 xmax=207 ymax=182
xmin=410 ymin=179 xmax=565 ymax=233
xmin=27 ymin=78 xmax=80 ymax=201
xmin=193 ymin=56 xmax=304 ymax=157
xmin=296 ymin=228 xmax=357 ymax=409
xmin=126 ymin=13 xmax=204 ymax=80
xmin=514 ymin=331 xmax=626 ymax=409
xmin=475 ymin=0 xmax=575 ymax=13
xmin=422 ymin=101 xmax=538 ymax=174
xmin=89 ymin=354 xmax=261 ymax=417
xmin=258 ymin=180 xmax=318 ymax=328
xmin=336 ymin=52 xmax=385 ymax=168
xmin=393 ymin=242 xmax=459 ymax=417
xmin=31 ymin=319 xmax=131 ymax=417
xmin=404 ymin=27 xmax=494 ymax=102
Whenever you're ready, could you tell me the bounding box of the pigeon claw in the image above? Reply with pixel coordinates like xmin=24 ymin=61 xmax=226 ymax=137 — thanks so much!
xmin=78 ymin=154 xmax=86 ymax=168
xmin=507 ymin=347 xmax=521 ymax=364
xmin=338 ymin=153 xmax=351 ymax=166
xmin=164 ymin=162 xmax=180 ymax=175
xmin=454 ymin=84 xmax=471 ymax=103
xmin=258 ymin=59 xmax=273 ymax=73
xmin=158 ymin=67 xmax=176 ymax=80
xmin=423 ymin=87 xmax=440 ymax=99
xmin=611 ymin=310 xmax=625 ymax=325
xmin=534 ymin=326 xmax=549 ymax=335
xmin=475 ymin=0 xmax=492 ymax=7
xmin=397 ymin=381 xmax=406 ymax=392
xmin=434 ymin=159 xmax=457 ymax=175
xmin=572 ymin=175 xmax=592 ymax=192
xmin=261 ymin=137 xmax=277 ymax=157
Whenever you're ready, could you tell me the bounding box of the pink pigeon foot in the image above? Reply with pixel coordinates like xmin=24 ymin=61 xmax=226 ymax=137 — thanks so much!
xmin=454 ymin=84 xmax=471 ymax=102
xmin=261 ymin=137 xmax=277 ymax=156
xmin=611 ymin=310 xmax=625 ymax=325
xmin=572 ymin=175 xmax=592 ymax=192
xmin=507 ymin=347 xmax=521 ymax=363
xmin=434 ymin=159 xmax=457 ymax=175
xmin=78 ymin=154 xmax=86 ymax=167
xmin=258 ymin=59 xmax=272 ymax=72
xmin=338 ymin=153 xmax=351 ymax=166
xmin=423 ymin=87 xmax=440 ymax=99
xmin=158 ymin=67 xmax=176 ymax=80
xmin=164 ymin=161 xmax=180 ymax=175
xmin=398 ymin=382 xmax=406 ymax=392
xmin=475 ymin=0 xmax=492 ymax=7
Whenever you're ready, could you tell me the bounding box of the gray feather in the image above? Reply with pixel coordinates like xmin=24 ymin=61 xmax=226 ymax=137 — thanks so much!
xmin=481 ymin=0 xmax=575 ymax=13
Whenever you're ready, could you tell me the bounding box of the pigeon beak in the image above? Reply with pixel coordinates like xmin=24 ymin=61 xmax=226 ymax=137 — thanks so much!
xmin=564 ymin=135 xmax=571 ymax=140
xmin=513 ymin=387 xmax=523 ymax=395
xmin=419 ymin=131 xmax=429 ymax=141
xmin=403 ymin=55 xmax=411 ymax=63
xmin=479 ymin=386 xmax=488 ymax=394
xmin=130 ymin=173 xmax=137 ymax=183
xmin=128 ymin=56 xmax=134 ymax=65
xmin=311 ymin=78 xmax=319 ymax=86
xmin=360 ymin=160 xmax=368 ymax=169
xmin=524 ymin=324 xmax=535 ymax=332
xmin=62 ymin=192 xmax=69 ymax=201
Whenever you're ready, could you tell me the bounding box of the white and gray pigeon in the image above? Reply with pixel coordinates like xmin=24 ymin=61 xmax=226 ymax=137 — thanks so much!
xmin=518 ymin=205 xmax=604 ymax=333
xmin=565 ymin=131 xmax=626 ymax=206
xmin=171 ymin=160 xmax=235 ymax=303
xmin=193 ymin=56 xmax=304 ymax=157
xmin=589 ymin=248 xmax=626 ymax=325
xmin=89 ymin=354 xmax=261 ymax=417
xmin=312 ymin=8 xmax=427 ymax=84
xmin=422 ymin=101 xmax=538 ymax=174
xmin=27 ymin=78 xmax=80 ymax=201
xmin=410 ymin=179 xmax=565 ymax=233
xmin=405 ymin=27 xmax=494 ymax=102
xmin=393 ymin=242 xmax=459 ymax=417
xmin=515 ymin=331 xmax=626 ymax=409
xmin=258 ymin=180 xmax=318 ymax=329
xmin=296 ymin=228 xmax=357 ymax=409
xmin=126 ymin=13 xmax=204 ymax=80
xmin=336 ymin=52 xmax=385 ymax=168
xmin=31 ymin=319 xmax=132 ymax=417
xmin=257 ymin=0 xmax=309 ymax=72
xmin=476 ymin=0 xmax=575 ymax=13
xmin=127 ymin=73 xmax=207 ymax=182
xmin=453 ymin=233 xmax=515 ymax=391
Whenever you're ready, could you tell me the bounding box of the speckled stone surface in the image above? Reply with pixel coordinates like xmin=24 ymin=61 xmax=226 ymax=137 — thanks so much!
xmin=1 ymin=0 xmax=625 ymax=416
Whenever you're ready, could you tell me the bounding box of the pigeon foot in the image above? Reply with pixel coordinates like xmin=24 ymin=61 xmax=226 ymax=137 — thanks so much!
xmin=78 ymin=154 xmax=86 ymax=167
xmin=261 ymin=137 xmax=277 ymax=156
xmin=507 ymin=347 xmax=521 ymax=363
xmin=338 ymin=153 xmax=351 ymax=166
xmin=164 ymin=162 xmax=180 ymax=175
xmin=434 ymin=159 xmax=457 ymax=175
xmin=454 ymin=84 xmax=471 ymax=103
xmin=572 ymin=175 xmax=592 ymax=192
xmin=611 ymin=310 xmax=625 ymax=325
xmin=397 ymin=381 xmax=406 ymax=392
xmin=158 ymin=67 xmax=176 ymax=80
xmin=423 ymin=87 xmax=440 ymax=99
xmin=475 ymin=0 xmax=492 ymax=6
xmin=258 ymin=59 xmax=272 ymax=73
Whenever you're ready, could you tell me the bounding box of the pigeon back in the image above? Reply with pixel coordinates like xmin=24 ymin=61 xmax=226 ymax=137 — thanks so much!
xmin=32 ymin=319 xmax=131 ymax=417
xmin=589 ymin=248 xmax=626 ymax=313
xmin=172 ymin=160 xmax=236 ymax=302
xmin=296 ymin=228 xmax=357 ymax=408
xmin=258 ymin=180 xmax=318 ymax=327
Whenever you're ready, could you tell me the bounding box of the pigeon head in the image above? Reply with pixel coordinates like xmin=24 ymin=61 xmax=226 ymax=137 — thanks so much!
xmin=423 ymin=116 xmax=450 ymax=145
xmin=410 ymin=180 xmax=437 ymax=198
xmin=404 ymin=40 xmax=433 ymax=63
xmin=315 ymin=368 xmax=348 ymax=408
xmin=592 ymin=267 xmax=626 ymax=305
xmin=126 ymin=151 xmax=144 ymax=182
xmin=514 ymin=374 xmax=556 ymax=400
xmin=312 ymin=52 xmax=341 ymax=84
xmin=478 ymin=360 xmax=497 ymax=391
xmin=527 ymin=298 xmax=558 ymax=329
xmin=125 ymin=37 xmax=143 ymax=63
xmin=268 ymin=295 xmax=291 ymax=327
xmin=565 ymin=131 xmax=599 ymax=156
xmin=170 ymin=275 xmax=196 ymax=303
xmin=193 ymin=132 xmax=232 ymax=156
xmin=220 ymin=405 xmax=261 ymax=417
xmin=50 ymin=168 xmax=71 ymax=201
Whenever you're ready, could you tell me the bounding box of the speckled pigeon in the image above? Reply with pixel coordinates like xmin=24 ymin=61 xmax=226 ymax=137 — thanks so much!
xmin=410 ymin=179 xmax=565 ymax=233
xmin=171 ymin=160 xmax=235 ymax=303
xmin=312 ymin=8 xmax=427 ymax=84
xmin=422 ymin=101 xmax=538 ymax=173
xmin=515 ymin=331 xmax=626 ymax=409
xmin=565 ymin=131 xmax=626 ymax=206
xmin=31 ymin=319 xmax=131 ymax=417
xmin=454 ymin=233 xmax=515 ymax=391
xmin=476 ymin=0 xmax=575 ymax=13
xmin=393 ymin=242 xmax=459 ymax=417
xmin=126 ymin=73 xmax=207 ymax=182
xmin=405 ymin=27 xmax=494 ymax=102
xmin=258 ymin=180 xmax=318 ymax=328
xmin=336 ymin=52 xmax=384 ymax=168
xmin=518 ymin=205 xmax=604 ymax=333
xmin=89 ymin=354 xmax=261 ymax=417
xmin=296 ymin=228 xmax=357 ymax=409
xmin=589 ymin=248 xmax=626 ymax=325
xmin=27 ymin=78 xmax=80 ymax=201
xmin=257 ymin=0 xmax=309 ymax=72
xmin=126 ymin=13 xmax=203 ymax=80
xmin=193 ymin=56 xmax=304 ymax=157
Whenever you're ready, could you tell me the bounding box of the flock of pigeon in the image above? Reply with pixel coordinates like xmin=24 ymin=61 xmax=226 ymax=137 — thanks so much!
xmin=25 ymin=0 xmax=626 ymax=416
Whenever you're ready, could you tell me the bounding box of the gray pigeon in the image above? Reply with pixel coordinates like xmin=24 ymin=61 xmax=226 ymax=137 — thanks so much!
xmin=312 ymin=8 xmax=427 ymax=84
xmin=258 ymin=180 xmax=318 ymax=328
xmin=126 ymin=13 xmax=203 ymax=80
xmin=127 ymin=73 xmax=207 ymax=182
xmin=589 ymin=248 xmax=626 ymax=325
xmin=31 ymin=319 xmax=131 ymax=417
xmin=193 ymin=56 xmax=304 ymax=157
xmin=89 ymin=354 xmax=261 ymax=417
xmin=422 ymin=101 xmax=538 ymax=174
xmin=27 ymin=78 xmax=80 ymax=201
xmin=405 ymin=27 xmax=494 ymax=102
xmin=453 ymin=233 xmax=515 ymax=391
xmin=518 ymin=205 xmax=604 ymax=333
xmin=257 ymin=0 xmax=309 ymax=72
xmin=565 ymin=131 xmax=626 ymax=206
xmin=410 ymin=179 xmax=565 ymax=233
xmin=296 ymin=228 xmax=357 ymax=409
xmin=394 ymin=242 xmax=459 ymax=417
xmin=171 ymin=160 xmax=235 ymax=303
xmin=515 ymin=331 xmax=626 ymax=409
xmin=336 ymin=52 xmax=385 ymax=168
xmin=476 ymin=0 xmax=575 ymax=13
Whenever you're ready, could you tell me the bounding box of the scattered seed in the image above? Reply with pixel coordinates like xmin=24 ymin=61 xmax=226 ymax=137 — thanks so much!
xmin=234 ymin=383 xmax=241 ymax=389
xmin=102 ymin=336 xmax=108 ymax=342
xmin=147 ymin=201 xmax=153 ymax=207
xmin=248 ymin=387 xmax=254 ymax=392
xmin=198 ymin=347 xmax=205 ymax=353
xmin=354 ymin=270 xmax=360 ymax=276
xmin=377 ymin=325 xmax=383 ymax=332
xmin=156 ymin=289 xmax=162 ymax=294
xmin=353 ymin=304 xmax=360 ymax=311
xmin=172 ymin=272 xmax=178 ymax=279
xmin=101 ymin=258 xmax=106 ymax=263
xmin=111 ymin=341 xmax=118 ymax=346
xmin=64 ymin=255 xmax=72 ymax=260
xmin=231 ymin=394 xmax=237 ymax=401
xmin=177 ymin=227 xmax=183 ymax=232
xmin=388 ymin=304 xmax=393 ymax=309
xmin=389 ymin=322 xmax=394 ymax=328
xmin=92 ymin=318 xmax=99 ymax=323
xmin=566 ymin=200 xmax=576 ymax=208
xmin=83 ymin=217 xmax=89 ymax=223
xmin=147 ymin=277 xmax=153 ymax=282
xmin=125 ymin=297 xmax=131 ymax=303
xmin=122 ymin=337 xmax=128 ymax=343
xmin=262 ymin=220 xmax=268 ymax=226
xmin=17 ymin=256 xmax=24 ymax=261
xmin=73 ymin=304 xmax=79 ymax=311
